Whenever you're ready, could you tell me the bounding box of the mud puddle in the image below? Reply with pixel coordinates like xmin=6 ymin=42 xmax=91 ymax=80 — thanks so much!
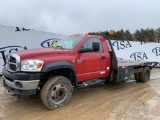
xmin=0 ymin=68 xmax=160 ymax=120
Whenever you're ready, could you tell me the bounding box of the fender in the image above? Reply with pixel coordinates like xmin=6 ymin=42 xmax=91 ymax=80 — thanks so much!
xmin=42 ymin=61 xmax=77 ymax=86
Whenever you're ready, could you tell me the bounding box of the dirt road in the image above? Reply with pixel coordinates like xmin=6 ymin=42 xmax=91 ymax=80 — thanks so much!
xmin=0 ymin=68 xmax=160 ymax=120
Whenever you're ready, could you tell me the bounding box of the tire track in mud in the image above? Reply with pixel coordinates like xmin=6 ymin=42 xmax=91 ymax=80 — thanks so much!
xmin=0 ymin=68 xmax=160 ymax=120
xmin=74 ymin=85 xmax=155 ymax=120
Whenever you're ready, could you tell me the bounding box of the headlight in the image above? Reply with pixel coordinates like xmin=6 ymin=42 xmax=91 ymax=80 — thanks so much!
xmin=21 ymin=59 xmax=44 ymax=72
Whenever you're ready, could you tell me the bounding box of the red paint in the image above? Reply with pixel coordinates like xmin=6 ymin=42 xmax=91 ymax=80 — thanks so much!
xmin=15 ymin=35 xmax=111 ymax=83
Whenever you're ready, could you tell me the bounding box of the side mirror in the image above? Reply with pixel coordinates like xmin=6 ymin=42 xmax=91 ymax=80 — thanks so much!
xmin=78 ymin=42 xmax=100 ymax=53
xmin=92 ymin=42 xmax=100 ymax=51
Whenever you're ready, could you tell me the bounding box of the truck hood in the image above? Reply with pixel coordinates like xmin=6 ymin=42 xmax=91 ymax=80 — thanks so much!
xmin=13 ymin=48 xmax=70 ymax=60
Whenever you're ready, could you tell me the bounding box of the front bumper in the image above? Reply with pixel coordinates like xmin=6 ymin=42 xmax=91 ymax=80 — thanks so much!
xmin=2 ymin=67 xmax=42 ymax=95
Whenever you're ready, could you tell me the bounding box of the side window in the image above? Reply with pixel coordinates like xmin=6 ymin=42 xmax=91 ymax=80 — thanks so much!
xmin=81 ymin=38 xmax=103 ymax=52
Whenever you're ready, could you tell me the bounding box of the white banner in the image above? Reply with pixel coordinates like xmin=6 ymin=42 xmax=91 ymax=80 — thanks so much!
xmin=0 ymin=24 xmax=67 ymax=74
xmin=111 ymin=40 xmax=160 ymax=66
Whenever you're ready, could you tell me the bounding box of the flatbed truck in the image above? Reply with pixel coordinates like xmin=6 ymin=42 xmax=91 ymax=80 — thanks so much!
xmin=1 ymin=31 xmax=158 ymax=109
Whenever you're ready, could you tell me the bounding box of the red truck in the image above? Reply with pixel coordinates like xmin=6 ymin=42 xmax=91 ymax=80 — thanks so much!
xmin=1 ymin=31 xmax=158 ymax=109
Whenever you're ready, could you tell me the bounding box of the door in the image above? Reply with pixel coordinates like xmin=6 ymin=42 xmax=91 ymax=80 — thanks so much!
xmin=76 ymin=38 xmax=108 ymax=82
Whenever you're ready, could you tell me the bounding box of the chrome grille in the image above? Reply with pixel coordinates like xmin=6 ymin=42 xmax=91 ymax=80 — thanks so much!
xmin=9 ymin=64 xmax=16 ymax=71
xmin=10 ymin=56 xmax=16 ymax=63
xmin=6 ymin=54 xmax=20 ymax=72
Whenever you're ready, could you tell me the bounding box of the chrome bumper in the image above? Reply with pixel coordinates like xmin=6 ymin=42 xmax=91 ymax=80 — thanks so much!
xmin=2 ymin=76 xmax=40 ymax=90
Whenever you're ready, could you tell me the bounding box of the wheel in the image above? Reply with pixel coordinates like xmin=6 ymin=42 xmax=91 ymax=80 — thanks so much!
xmin=41 ymin=76 xmax=73 ymax=109
xmin=139 ymin=67 xmax=151 ymax=82
xmin=134 ymin=73 xmax=140 ymax=82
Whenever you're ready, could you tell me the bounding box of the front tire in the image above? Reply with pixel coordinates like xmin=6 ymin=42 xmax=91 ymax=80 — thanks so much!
xmin=41 ymin=76 xmax=73 ymax=109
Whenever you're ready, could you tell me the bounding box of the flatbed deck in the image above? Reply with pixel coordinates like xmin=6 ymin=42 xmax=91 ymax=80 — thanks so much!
xmin=118 ymin=59 xmax=155 ymax=67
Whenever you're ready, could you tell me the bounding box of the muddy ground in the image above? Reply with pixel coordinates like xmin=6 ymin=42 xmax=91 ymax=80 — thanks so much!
xmin=0 ymin=68 xmax=160 ymax=120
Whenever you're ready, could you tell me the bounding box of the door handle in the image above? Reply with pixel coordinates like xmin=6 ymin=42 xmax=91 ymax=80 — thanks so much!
xmin=77 ymin=59 xmax=83 ymax=64
xmin=101 ymin=56 xmax=106 ymax=59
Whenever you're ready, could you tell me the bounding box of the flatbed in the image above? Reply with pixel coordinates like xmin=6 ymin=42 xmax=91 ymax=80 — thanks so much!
xmin=118 ymin=59 xmax=155 ymax=68
xmin=104 ymin=31 xmax=158 ymax=82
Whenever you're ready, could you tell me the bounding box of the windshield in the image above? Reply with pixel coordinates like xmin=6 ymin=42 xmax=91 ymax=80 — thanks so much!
xmin=55 ymin=36 xmax=84 ymax=50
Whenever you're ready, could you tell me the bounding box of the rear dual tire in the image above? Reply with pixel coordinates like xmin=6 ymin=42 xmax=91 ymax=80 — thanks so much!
xmin=134 ymin=67 xmax=151 ymax=82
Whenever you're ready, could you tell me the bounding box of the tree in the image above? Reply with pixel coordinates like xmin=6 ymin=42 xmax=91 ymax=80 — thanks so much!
xmin=134 ymin=30 xmax=142 ymax=41
xmin=155 ymin=28 xmax=160 ymax=42
xmin=124 ymin=30 xmax=133 ymax=40
xmin=88 ymin=28 xmax=159 ymax=42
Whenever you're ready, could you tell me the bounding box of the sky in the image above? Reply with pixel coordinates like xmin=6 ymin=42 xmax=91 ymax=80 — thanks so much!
xmin=0 ymin=0 xmax=160 ymax=35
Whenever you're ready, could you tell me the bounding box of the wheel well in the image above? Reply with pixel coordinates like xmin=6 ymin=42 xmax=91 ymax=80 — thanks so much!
xmin=134 ymin=66 xmax=151 ymax=73
xmin=40 ymin=68 xmax=76 ymax=88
